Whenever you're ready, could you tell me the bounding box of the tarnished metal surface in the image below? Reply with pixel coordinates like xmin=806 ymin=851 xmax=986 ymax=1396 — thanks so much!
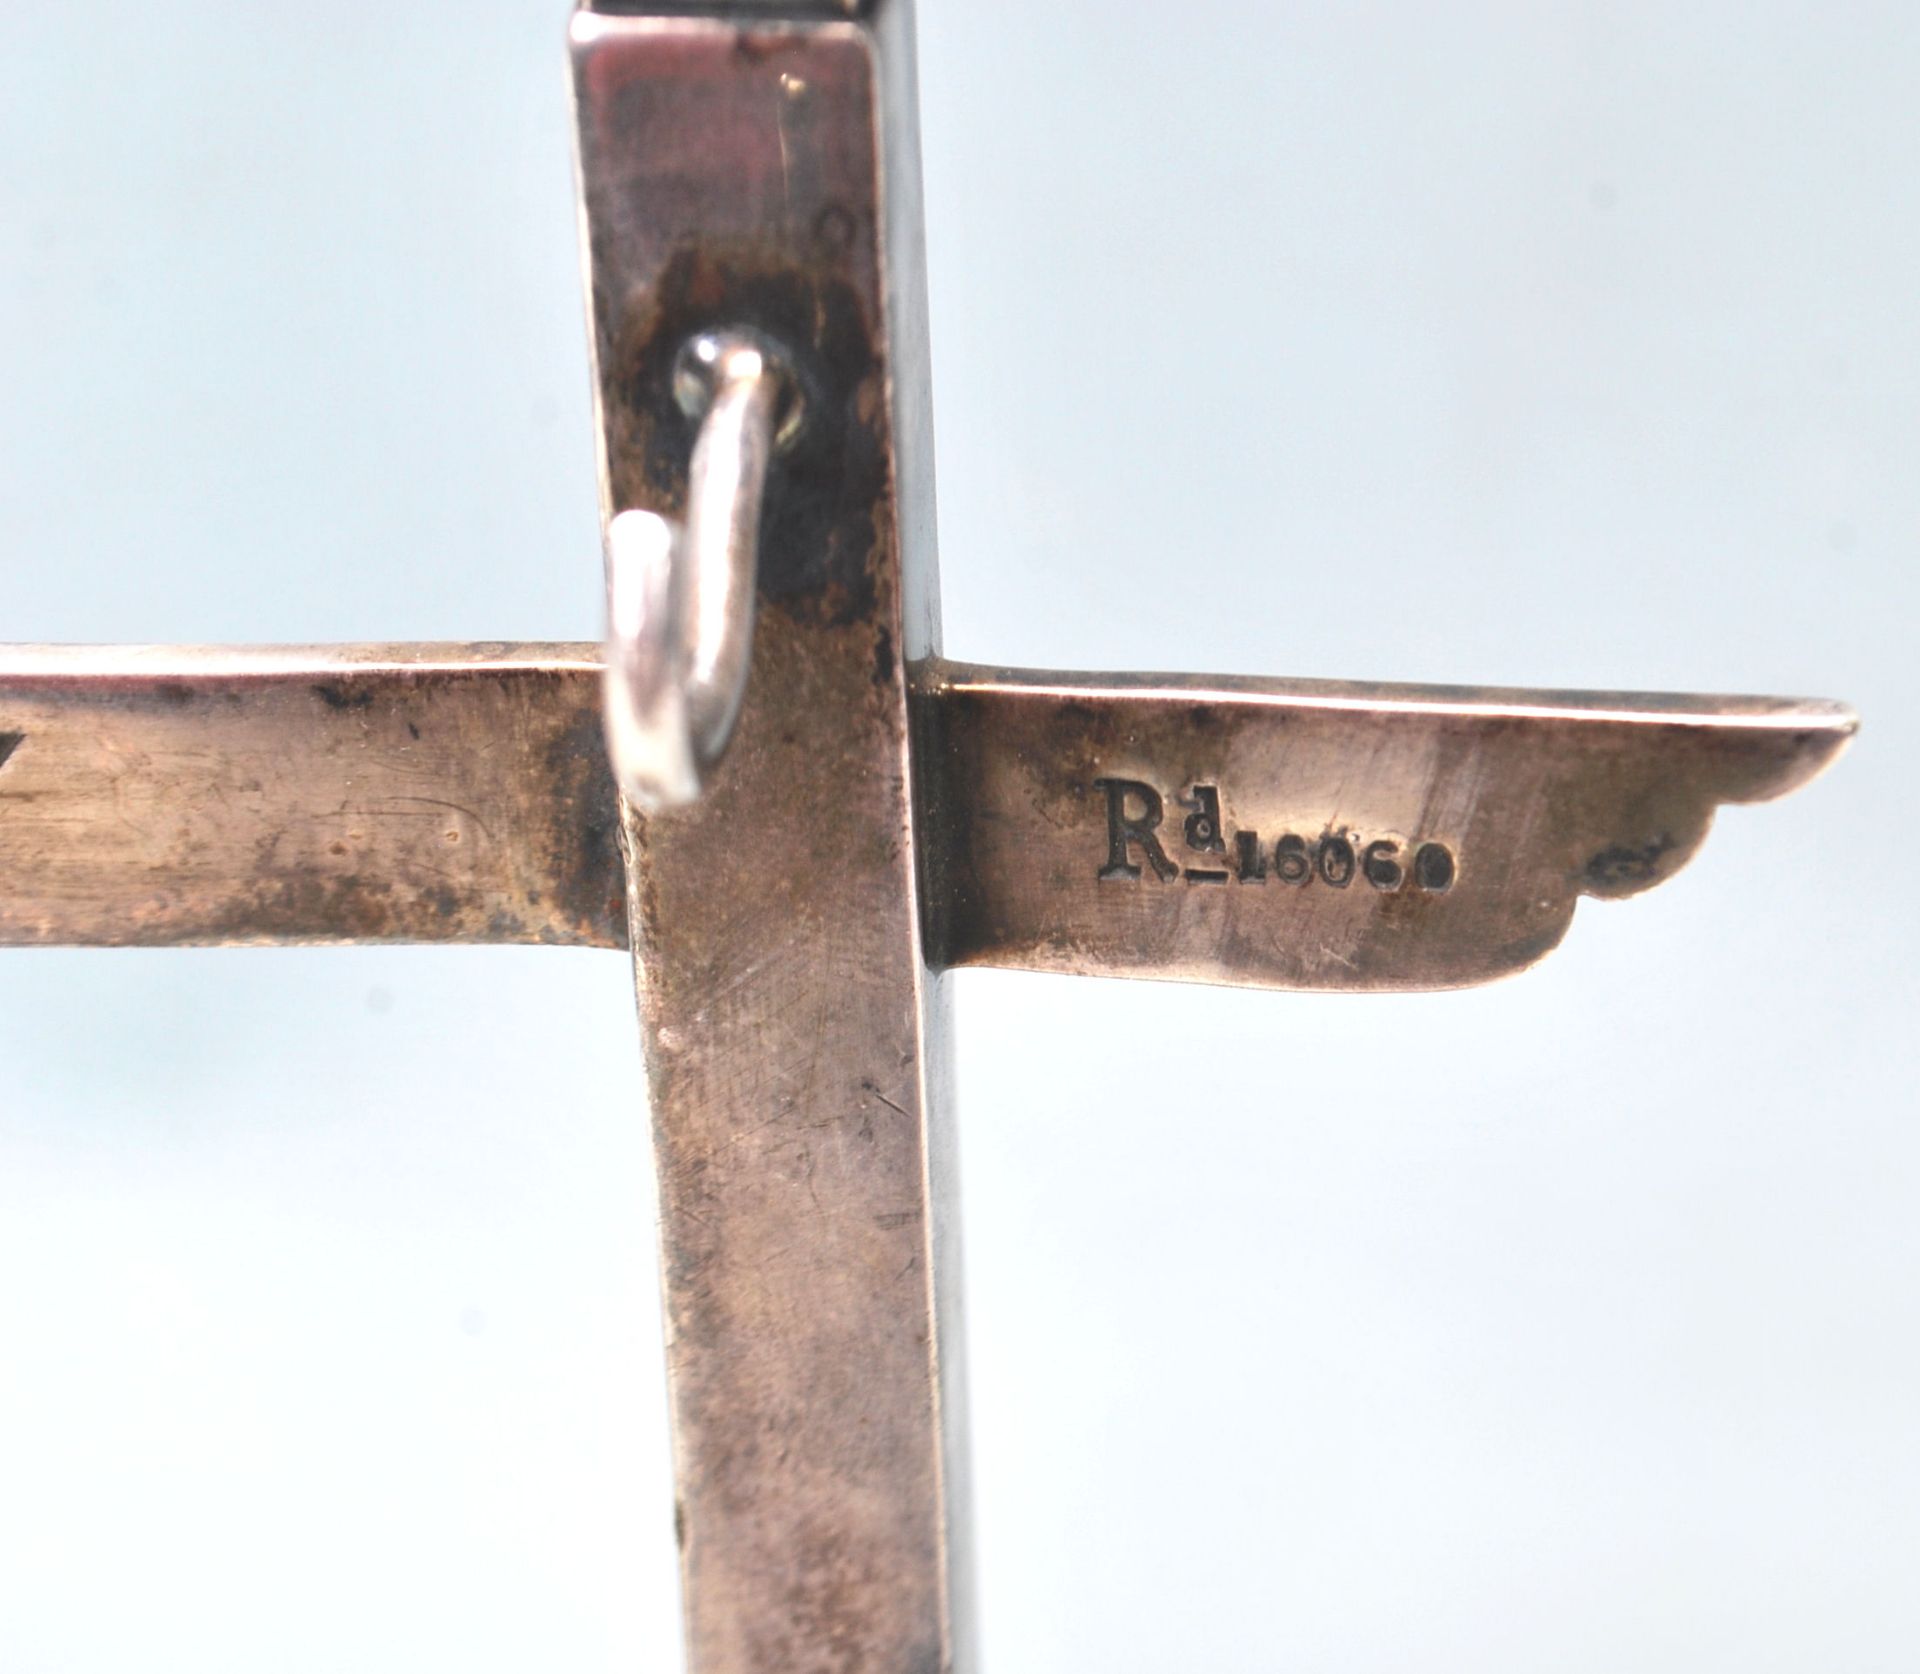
xmin=574 ymin=11 xmax=969 ymax=1674
xmin=917 ymin=662 xmax=1856 ymax=990
xmin=0 ymin=644 xmax=1853 ymax=983
xmin=0 ymin=644 xmax=622 ymax=949
xmin=0 ymin=3 xmax=1861 ymax=1670
xmin=0 ymin=646 xmax=1855 ymax=985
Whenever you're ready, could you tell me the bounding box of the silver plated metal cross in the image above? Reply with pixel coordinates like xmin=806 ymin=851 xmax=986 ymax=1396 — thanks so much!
xmin=0 ymin=5 xmax=1854 ymax=1671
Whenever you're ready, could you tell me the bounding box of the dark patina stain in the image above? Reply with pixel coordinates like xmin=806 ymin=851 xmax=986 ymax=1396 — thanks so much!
xmin=544 ymin=696 xmax=628 ymax=949
xmin=1584 ymin=833 xmax=1676 ymax=890
xmin=311 ymin=682 xmax=377 ymax=713
xmin=187 ymin=870 xmax=404 ymax=947
xmin=0 ymin=733 xmax=22 ymax=772
xmin=606 ymin=241 xmax=886 ymax=630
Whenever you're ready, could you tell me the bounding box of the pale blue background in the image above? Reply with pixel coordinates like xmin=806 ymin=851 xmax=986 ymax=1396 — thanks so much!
xmin=1 ymin=4 xmax=1914 ymax=1670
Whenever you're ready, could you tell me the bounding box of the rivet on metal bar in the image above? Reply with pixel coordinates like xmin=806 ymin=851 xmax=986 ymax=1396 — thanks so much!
xmin=602 ymin=328 xmax=802 ymax=811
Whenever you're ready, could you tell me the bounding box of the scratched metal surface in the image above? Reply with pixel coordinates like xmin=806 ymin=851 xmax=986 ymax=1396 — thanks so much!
xmin=0 ymin=643 xmax=1854 ymax=991
xmin=917 ymin=662 xmax=1854 ymax=991
xmin=0 ymin=645 xmax=624 ymax=949
xmin=0 ymin=3 xmax=1896 ymax=1674
xmin=575 ymin=13 xmax=969 ymax=1673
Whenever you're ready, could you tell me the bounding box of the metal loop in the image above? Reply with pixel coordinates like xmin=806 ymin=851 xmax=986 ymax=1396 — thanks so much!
xmin=603 ymin=329 xmax=799 ymax=811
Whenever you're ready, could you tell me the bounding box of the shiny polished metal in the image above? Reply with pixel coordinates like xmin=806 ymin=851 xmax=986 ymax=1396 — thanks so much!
xmin=0 ymin=3 xmax=1857 ymax=1672
xmin=604 ymin=328 xmax=800 ymax=810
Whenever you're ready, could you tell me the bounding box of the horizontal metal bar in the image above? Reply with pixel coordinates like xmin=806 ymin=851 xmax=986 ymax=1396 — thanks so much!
xmin=0 ymin=645 xmax=625 ymax=949
xmin=914 ymin=659 xmax=1856 ymax=992
xmin=0 ymin=647 xmax=1854 ymax=987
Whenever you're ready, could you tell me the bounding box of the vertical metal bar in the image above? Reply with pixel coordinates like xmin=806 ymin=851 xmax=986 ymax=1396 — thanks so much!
xmin=571 ymin=8 xmax=968 ymax=1670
